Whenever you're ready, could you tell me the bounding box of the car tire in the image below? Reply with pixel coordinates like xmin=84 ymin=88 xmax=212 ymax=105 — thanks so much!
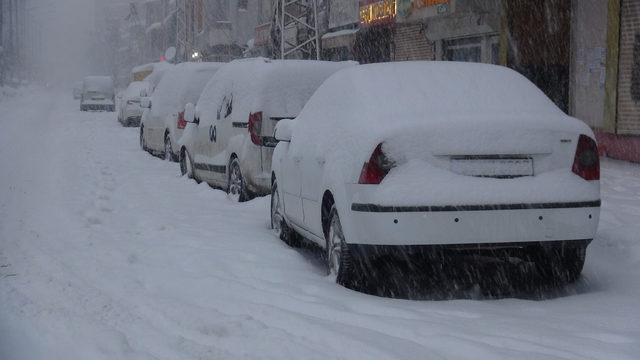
xmin=164 ymin=133 xmax=177 ymax=162
xmin=227 ymin=158 xmax=249 ymax=202
xmin=180 ymin=148 xmax=200 ymax=183
xmin=533 ymin=243 xmax=587 ymax=284
xmin=271 ymin=180 xmax=301 ymax=247
xmin=140 ymin=125 xmax=148 ymax=151
xmin=326 ymin=205 xmax=355 ymax=286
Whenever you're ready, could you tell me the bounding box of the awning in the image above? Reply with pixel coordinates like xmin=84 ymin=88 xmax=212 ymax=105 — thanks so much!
xmin=322 ymin=28 xmax=359 ymax=49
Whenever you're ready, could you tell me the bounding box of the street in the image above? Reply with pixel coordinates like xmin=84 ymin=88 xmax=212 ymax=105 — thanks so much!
xmin=1 ymin=87 xmax=639 ymax=359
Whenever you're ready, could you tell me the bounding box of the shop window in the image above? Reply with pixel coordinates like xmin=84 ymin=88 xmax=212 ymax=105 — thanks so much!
xmin=323 ymin=47 xmax=353 ymax=62
xmin=442 ymin=35 xmax=499 ymax=64
xmin=632 ymin=33 xmax=640 ymax=103
xmin=443 ymin=37 xmax=482 ymax=62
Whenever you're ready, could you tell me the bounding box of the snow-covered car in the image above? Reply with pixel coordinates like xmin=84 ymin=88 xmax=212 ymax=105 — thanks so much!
xmin=270 ymin=62 xmax=601 ymax=287
xmin=179 ymin=58 xmax=356 ymax=201
xmin=72 ymin=81 xmax=82 ymax=99
xmin=80 ymin=76 xmax=115 ymax=112
xmin=117 ymin=81 xmax=151 ymax=127
xmin=140 ymin=62 xmax=223 ymax=161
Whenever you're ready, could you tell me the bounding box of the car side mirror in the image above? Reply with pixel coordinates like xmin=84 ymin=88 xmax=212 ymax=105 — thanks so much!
xmin=184 ymin=103 xmax=196 ymax=123
xmin=274 ymin=119 xmax=294 ymax=142
xmin=141 ymin=98 xmax=151 ymax=109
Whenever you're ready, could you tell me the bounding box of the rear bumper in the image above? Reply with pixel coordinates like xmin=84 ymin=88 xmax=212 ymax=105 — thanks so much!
xmin=347 ymin=239 xmax=591 ymax=259
xmin=82 ymin=103 xmax=114 ymax=111
xmin=348 ymin=200 xmax=600 ymax=246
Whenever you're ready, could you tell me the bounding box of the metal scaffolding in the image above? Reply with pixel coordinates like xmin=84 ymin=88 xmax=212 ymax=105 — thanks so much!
xmin=272 ymin=0 xmax=320 ymax=60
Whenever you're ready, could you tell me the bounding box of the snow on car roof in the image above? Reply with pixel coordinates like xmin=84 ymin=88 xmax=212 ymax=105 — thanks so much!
xmin=196 ymin=58 xmax=357 ymax=121
xmin=131 ymin=61 xmax=170 ymax=75
xmin=150 ymin=62 xmax=224 ymax=118
xmin=132 ymin=62 xmax=174 ymax=88
xmin=124 ymin=81 xmax=150 ymax=98
xmin=291 ymin=61 xmax=589 ymax=150
xmin=82 ymin=76 xmax=114 ymax=93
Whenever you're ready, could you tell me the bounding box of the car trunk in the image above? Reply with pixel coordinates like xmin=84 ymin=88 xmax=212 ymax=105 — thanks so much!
xmin=362 ymin=121 xmax=598 ymax=207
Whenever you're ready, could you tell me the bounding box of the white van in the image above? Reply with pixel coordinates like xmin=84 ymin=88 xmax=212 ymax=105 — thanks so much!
xmin=179 ymin=58 xmax=356 ymax=201
xmin=140 ymin=62 xmax=223 ymax=161
xmin=80 ymin=76 xmax=115 ymax=112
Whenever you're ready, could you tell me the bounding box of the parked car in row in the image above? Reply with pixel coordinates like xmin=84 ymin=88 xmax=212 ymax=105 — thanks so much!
xmin=178 ymin=58 xmax=355 ymax=201
xmin=117 ymin=81 xmax=151 ymax=127
xmin=80 ymin=76 xmax=115 ymax=112
xmin=140 ymin=62 xmax=223 ymax=161
xmin=131 ymin=58 xmax=599 ymax=288
xmin=270 ymin=62 xmax=600 ymax=286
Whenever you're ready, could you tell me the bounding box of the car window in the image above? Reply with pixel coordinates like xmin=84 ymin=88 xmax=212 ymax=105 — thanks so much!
xmin=217 ymin=94 xmax=233 ymax=121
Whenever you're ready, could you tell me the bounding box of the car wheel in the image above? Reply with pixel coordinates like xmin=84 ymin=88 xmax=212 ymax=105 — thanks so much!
xmin=227 ymin=158 xmax=248 ymax=202
xmin=271 ymin=180 xmax=300 ymax=247
xmin=164 ymin=133 xmax=174 ymax=162
xmin=140 ymin=125 xmax=147 ymax=151
xmin=533 ymin=243 xmax=587 ymax=284
xmin=326 ymin=205 xmax=354 ymax=286
xmin=180 ymin=148 xmax=200 ymax=183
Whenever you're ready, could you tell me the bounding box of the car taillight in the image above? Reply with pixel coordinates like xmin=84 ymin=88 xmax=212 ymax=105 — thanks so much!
xmin=248 ymin=111 xmax=262 ymax=146
xmin=358 ymin=144 xmax=395 ymax=184
xmin=177 ymin=111 xmax=187 ymax=129
xmin=572 ymin=134 xmax=600 ymax=181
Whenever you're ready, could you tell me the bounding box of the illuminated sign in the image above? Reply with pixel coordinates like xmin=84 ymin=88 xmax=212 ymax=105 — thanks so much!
xmin=359 ymin=0 xmax=396 ymax=25
xmin=414 ymin=0 xmax=449 ymax=10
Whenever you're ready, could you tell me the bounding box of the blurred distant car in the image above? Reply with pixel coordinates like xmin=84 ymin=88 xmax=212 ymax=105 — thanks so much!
xmin=80 ymin=76 xmax=115 ymax=112
xmin=139 ymin=62 xmax=223 ymax=161
xmin=117 ymin=81 xmax=151 ymax=127
xmin=270 ymin=62 xmax=600 ymax=287
xmin=179 ymin=58 xmax=355 ymax=201
xmin=72 ymin=81 xmax=82 ymax=99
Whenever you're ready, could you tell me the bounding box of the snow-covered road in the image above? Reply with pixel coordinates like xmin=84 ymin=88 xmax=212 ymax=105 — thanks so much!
xmin=1 ymin=88 xmax=639 ymax=359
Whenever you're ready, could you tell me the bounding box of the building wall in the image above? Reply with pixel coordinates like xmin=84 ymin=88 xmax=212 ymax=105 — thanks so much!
xmin=570 ymin=0 xmax=607 ymax=129
xmin=617 ymin=0 xmax=640 ymax=135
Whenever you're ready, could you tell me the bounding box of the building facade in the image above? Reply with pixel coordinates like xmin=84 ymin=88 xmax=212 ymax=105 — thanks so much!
xmin=321 ymin=0 xmax=501 ymax=64
xmin=1 ymin=0 xmax=27 ymax=85
xmin=143 ymin=0 xmax=176 ymax=63
xmin=596 ymin=0 xmax=640 ymax=162
xmin=177 ymin=0 xmax=261 ymax=62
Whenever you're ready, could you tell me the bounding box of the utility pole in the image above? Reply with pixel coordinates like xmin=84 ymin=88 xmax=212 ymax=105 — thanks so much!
xmin=1 ymin=0 xmax=5 ymax=86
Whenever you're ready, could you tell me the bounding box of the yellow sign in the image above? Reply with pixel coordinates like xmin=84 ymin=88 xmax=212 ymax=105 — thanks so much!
xmin=360 ymin=0 xmax=396 ymax=25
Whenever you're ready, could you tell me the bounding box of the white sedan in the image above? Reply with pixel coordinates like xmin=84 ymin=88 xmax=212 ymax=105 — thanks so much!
xmin=270 ymin=62 xmax=600 ymax=287
xmin=117 ymin=81 xmax=151 ymax=127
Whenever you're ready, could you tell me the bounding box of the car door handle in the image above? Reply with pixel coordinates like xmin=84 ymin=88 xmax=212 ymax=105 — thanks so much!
xmin=292 ymin=155 xmax=302 ymax=164
xmin=315 ymin=156 xmax=325 ymax=165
